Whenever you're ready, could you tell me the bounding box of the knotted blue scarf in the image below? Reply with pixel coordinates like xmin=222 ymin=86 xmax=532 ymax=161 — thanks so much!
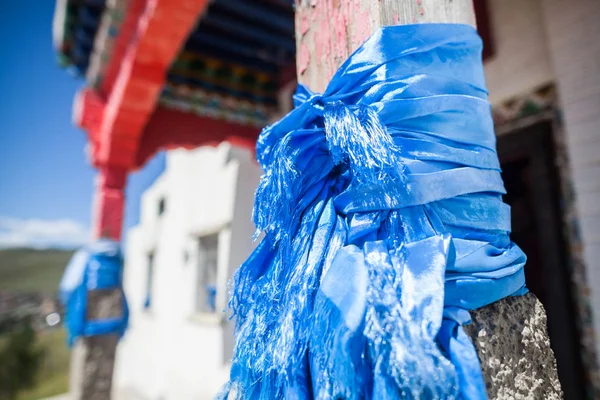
xmin=219 ymin=23 xmax=527 ymax=400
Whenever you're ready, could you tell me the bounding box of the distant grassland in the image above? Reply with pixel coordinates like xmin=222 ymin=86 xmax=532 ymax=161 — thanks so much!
xmin=0 ymin=248 xmax=73 ymax=398
xmin=16 ymin=328 xmax=70 ymax=400
xmin=0 ymin=249 xmax=74 ymax=293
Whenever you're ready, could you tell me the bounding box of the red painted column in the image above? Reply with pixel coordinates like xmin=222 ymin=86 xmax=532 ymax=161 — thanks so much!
xmin=75 ymin=0 xmax=212 ymax=240
xmin=92 ymin=166 xmax=128 ymax=240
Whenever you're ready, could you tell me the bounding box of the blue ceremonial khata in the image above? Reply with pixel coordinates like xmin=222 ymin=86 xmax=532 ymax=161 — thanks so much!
xmin=59 ymin=239 xmax=129 ymax=346
xmin=219 ymin=23 xmax=527 ymax=400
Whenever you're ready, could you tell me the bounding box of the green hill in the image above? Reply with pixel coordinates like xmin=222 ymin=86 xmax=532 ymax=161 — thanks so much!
xmin=0 ymin=249 xmax=74 ymax=293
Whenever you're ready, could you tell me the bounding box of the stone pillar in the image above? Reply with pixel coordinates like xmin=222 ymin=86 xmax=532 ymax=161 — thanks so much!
xmin=70 ymin=335 xmax=119 ymax=400
xmin=294 ymin=1 xmax=561 ymax=398
xmin=69 ymin=282 xmax=124 ymax=399
xmin=295 ymin=0 xmax=476 ymax=91
xmin=466 ymin=293 xmax=562 ymax=399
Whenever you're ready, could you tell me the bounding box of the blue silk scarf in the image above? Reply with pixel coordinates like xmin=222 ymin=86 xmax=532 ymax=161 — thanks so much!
xmin=219 ymin=23 xmax=527 ymax=400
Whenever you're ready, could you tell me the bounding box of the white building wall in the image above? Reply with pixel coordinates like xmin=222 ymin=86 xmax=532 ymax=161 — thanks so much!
xmin=481 ymin=0 xmax=600 ymax=368
xmin=483 ymin=0 xmax=555 ymax=105
xmin=541 ymin=0 xmax=600 ymax=356
xmin=113 ymin=143 xmax=262 ymax=400
xmin=482 ymin=0 xmax=600 ymax=369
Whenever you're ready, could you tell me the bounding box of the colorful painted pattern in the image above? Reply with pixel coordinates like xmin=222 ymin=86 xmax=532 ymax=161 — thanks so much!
xmin=54 ymin=0 xmax=294 ymax=128
xmin=159 ymin=83 xmax=276 ymax=127
xmin=492 ymin=84 xmax=557 ymax=126
xmin=86 ymin=0 xmax=131 ymax=89
xmin=53 ymin=0 xmax=107 ymax=74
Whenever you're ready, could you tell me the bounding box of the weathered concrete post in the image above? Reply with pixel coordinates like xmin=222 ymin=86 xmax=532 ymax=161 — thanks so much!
xmin=69 ymin=289 xmax=122 ymax=400
xmin=294 ymin=1 xmax=562 ymax=398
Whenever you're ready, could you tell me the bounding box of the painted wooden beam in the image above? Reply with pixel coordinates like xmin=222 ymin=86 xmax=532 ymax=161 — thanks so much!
xmin=91 ymin=166 xmax=128 ymax=240
xmin=98 ymin=0 xmax=148 ymax=97
xmin=75 ymin=90 xmax=261 ymax=170
xmin=96 ymin=0 xmax=211 ymax=169
xmin=295 ymin=0 xmax=476 ymax=92
xmin=74 ymin=88 xmax=105 ymax=168
xmin=135 ymin=106 xmax=260 ymax=169
xmin=76 ymin=0 xmax=210 ymax=241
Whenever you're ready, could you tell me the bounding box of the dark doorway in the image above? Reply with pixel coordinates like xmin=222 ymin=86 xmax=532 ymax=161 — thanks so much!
xmin=497 ymin=121 xmax=584 ymax=400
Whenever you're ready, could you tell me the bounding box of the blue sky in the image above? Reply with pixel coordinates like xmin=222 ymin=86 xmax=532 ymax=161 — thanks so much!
xmin=0 ymin=1 xmax=163 ymax=248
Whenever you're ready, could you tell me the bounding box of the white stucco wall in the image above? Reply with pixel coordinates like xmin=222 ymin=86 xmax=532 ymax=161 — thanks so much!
xmin=113 ymin=143 xmax=262 ymax=400
xmin=540 ymin=0 xmax=600 ymax=357
xmin=482 ymin=0 xmax=600 ymax=367
xmin=483 ymin=0 xmax=555 ymax=105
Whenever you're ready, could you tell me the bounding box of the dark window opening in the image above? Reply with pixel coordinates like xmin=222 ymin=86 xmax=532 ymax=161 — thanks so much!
xmin=196 ymin=234 xmax=219 ymax=314
xmin=474 ymin=0 xmax=495 ymax=61
xmin=158 ymin=197 xmax=166 ymax=216
xmin=144 ymin=252 xmax=154 ymax=310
